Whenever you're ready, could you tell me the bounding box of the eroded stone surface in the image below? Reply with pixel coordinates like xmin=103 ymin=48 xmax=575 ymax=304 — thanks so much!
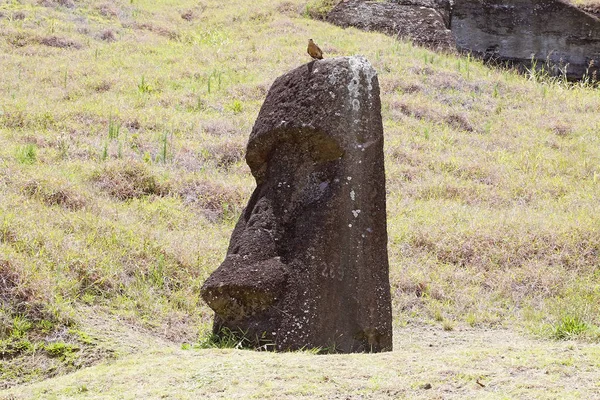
xmin=323 ymin=0 xmax=600 ymax=81
xmin=391 ymin=0 xmax=454 ymax=28
xmin=201 ymin=56 xmax=392 ymax=353
xmin=327 ymin=0 xmax=455 ymax=50
xmin=452 ymin=0 xmax=600 ymax=80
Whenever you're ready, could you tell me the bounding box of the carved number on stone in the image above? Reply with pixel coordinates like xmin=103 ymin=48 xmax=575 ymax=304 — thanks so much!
xmin=321 ymin=264 xmax=344 ymax=281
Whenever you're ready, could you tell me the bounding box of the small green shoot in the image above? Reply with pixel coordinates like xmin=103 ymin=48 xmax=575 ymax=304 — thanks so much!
xmin=138 ymin=75 xmax=153 ymax=93
xmin=101 ymin=142 xmax=108 ymax=161
xmin=108 ymin=116 xmax=120 ymax=139
xmin=228 ymin=99 xmax=243 ymax=114
xmin=158 ymin=132 xmax=171 ymax=163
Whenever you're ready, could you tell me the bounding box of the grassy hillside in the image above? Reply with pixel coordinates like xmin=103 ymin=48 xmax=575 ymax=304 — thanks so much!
xmin=0 ymin=0 xmax=599 ymax=391
xmin=5 ymin=327 xmax=600 ymax=399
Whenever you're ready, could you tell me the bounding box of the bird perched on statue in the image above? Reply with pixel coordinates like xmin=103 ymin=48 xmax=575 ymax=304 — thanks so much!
xmin=307 ymin=39 xmax=323 ymax=60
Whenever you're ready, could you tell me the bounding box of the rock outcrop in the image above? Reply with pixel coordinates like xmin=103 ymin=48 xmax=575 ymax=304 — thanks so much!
xmin=391 ymin=0 xmax=453 ymax=29
xmin=452 ymin=0 xmax=600 ymax=80
xmin=327 ymin=0 xmax=455 ymax=50
xmin=201 ymin=56 xmax=393 ymax=353
xmin=323 ymin=0 xmax=600 ymax=81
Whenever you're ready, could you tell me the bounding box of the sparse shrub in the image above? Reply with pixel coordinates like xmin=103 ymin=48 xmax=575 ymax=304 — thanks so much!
xmin=12 ymin=11 xmax=26 ymax=21
xmin=442 ymin=319 xmax=455 ymax=331
xmin=22 ymin=179 xmax=86 ymax=211
xmin=39 ymin=36 xmax=82 ymax=49
xmin=92 ymin=161 xmax=168 ymax=200
xmin=38 ymin=0 xmax=75 ymax=8
xmin=202 ymin=119 xmax=241 ymax=136
xmin=408 ymin=228 xmax=600 ymax=273
xmin=5 ymin=31 xmax=36 ymax=47
xmin=32 ymin=112 xmax=56 ymax=130
xmin=181 ymin=10 xmax=195 ymax=21
xmin=249 ymin=11 xmax=272 ymax=23
xmin=132 ymin=22 xmax=179 ymax=40
xmin=202 ymin=140 xmax=244 ymax=170
xmin=92 ymin=80 xmax=113 ymax=92
xmin=0 ymin=109 xmax=27 ymax=128
xmin=177 ymin=179 xmax=245 ymax=221
xmin=0 ymin=311 xmax=12 ymax=339
xmin=125 ymin=119 xmax=141 ymax=132
xmin=445 ymin=113 xmax=474 ymax=132
xmin=100 ymin=28 xmax=117 ymax=42
xmin=276 ymin=1 xmax=301 ymax=16
xmin=226 ymin=82 xmax=269 ymax=101
xmin=549 ymin=122 xmax=571 ymax=136
xmin=96 ymin=3 xmax=119 ymax=18
xmin=0 ymin=260 xmax=23 ymax=298
xmin=0 ymin=221 xmax=18 ymax=244
xmin=391 ymin=100 xmax=437 ymax=121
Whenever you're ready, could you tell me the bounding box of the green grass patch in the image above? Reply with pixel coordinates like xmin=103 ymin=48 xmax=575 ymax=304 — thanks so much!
xmin=551 ymin=316 xmax=591 ymax=340
xmin=15 ymin=144 xmax=37 ymax=164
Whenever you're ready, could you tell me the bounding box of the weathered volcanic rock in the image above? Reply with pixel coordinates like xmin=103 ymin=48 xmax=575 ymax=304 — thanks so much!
xmin=391 ymin=0 xmax=453 ymax=29
xmin=327 ymin=0 xmax=455 ymax=50
xmin=201 ymin=56 xmax=392 ymax=353
xmin=452 ymin=0 xmax=600 ymax=80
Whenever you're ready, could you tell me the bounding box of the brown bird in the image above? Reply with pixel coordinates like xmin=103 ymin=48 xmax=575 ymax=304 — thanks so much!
xmin=307 ymin=39 xmax=323 ymax=60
